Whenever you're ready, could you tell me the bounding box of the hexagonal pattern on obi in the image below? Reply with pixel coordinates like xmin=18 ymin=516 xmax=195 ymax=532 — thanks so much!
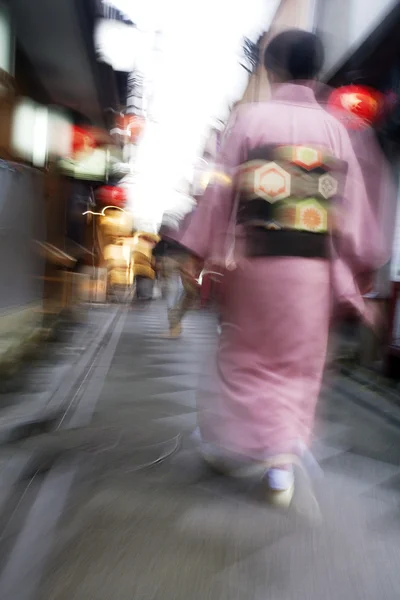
xmin=295 ymin=199 xmax=328 ymax=233
xmin=254 ymin=161 xmax=291 ymax=203
xmin=292 ymin=146 xmax=322 ymax=170
xmin=237 ymin=160 xmax=265 ymax=198
xmin=318 ymin=173 xmax=338 ymax=199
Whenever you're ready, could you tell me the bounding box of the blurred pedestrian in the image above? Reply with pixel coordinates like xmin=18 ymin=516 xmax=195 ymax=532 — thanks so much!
xmin=157 ymin=214 xmax=201 ymax=338
xmin=132 ymin=233 xmax=159 ymax=302
xmin=165 ymin=254 xmax=201 ymax=338
xmin=178 ymin=29 xmax=391 ymax=507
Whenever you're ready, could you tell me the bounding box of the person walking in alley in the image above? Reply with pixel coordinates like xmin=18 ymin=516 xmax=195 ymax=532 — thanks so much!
xmin=178 ymin=30 xmax=391 ymax=507
xmin=165 ymin=254 xmax=201 ymax=337
xmin=155 ymin=216 xmax=201 ymax=339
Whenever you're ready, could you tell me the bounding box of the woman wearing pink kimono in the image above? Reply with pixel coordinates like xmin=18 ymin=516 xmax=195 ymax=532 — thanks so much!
xmin=180 ymin=30 xmax=389 ymax=507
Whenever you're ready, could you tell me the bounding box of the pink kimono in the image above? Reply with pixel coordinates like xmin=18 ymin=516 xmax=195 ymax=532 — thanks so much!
xmin=180 ymin=83 xmax=391 ymax=464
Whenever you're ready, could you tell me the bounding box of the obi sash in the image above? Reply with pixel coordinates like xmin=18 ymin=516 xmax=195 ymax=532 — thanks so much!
xmin=235 ymin=145 xmax=348 ymax=259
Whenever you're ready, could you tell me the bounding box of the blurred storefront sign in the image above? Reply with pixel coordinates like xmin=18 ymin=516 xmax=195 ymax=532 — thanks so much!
xmin=11 ymin=99 xmax=49 ymax=167
xmin=11 ymin=98 xmax=74 ymax=167
xmin=47 ymin=108 xmax=73 ymax=159
xmin=58 ymin=148 xmax=108 ymax=182
xmin=58 ymin=140 xmax=128 ymax=183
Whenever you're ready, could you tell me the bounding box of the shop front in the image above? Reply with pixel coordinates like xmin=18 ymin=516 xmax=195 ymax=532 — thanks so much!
xmin=0 ymin=0 xmax=128 ymax=375
xmin=320 ymin=0 xmax=400 ymax=376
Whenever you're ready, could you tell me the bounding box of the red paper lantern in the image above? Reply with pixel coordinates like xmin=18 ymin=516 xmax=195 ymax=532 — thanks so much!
xmin=96 ymin=185 xmax=127 ymax=209
xmin=328 ymin=85 xmax=383 ymax=130
xmin=72 ymin=126 xmax=96 ymax=155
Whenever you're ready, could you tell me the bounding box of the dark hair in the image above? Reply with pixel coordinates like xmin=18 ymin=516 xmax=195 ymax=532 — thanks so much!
xmin=264 ymin=29 xmax=324 ymax=81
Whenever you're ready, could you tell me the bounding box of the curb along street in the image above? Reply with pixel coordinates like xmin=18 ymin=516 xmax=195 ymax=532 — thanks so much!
xmin=0 ymin=305 xmax=123 ymax=445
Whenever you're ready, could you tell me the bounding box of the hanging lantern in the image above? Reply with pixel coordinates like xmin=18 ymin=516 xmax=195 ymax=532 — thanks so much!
xmin=72 ymin=126 xmax=96 ymax=155
xmin=328 ymin=85 xmax=384 ymax=130
xmin=96 ymin=185 xmax=127 ymax=209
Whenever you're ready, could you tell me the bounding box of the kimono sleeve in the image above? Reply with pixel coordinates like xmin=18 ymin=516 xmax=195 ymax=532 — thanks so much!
xmin=179 ymin=107 xmax=249 ymax=262
xmin=335 ymin=127 xmax=392 ymax=276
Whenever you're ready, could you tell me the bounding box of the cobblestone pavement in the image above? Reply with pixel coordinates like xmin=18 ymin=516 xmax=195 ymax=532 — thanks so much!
xmin=34 ymin=302 xmax=400 ymax=600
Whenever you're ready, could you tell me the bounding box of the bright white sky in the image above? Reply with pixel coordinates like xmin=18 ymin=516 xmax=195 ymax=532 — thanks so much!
xmin=104 ymin=0 xmax=280 ymax=229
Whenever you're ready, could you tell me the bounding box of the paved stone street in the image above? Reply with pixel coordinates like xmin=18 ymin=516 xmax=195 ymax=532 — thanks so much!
xmin=29 ymin=302 xmax=400 ymax=600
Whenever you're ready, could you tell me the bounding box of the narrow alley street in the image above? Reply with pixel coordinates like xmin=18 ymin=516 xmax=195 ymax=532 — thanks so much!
xmin=1 ymin=1 xmax=400 ymax=599
xmin=2 ymin=303 xmax=399 ymax=600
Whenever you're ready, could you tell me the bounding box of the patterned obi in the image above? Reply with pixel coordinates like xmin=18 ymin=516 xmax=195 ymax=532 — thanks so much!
xmin=235 ymin=145 xmax=348 ymax=259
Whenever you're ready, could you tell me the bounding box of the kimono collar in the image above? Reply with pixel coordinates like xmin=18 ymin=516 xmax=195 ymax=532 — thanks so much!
xmin=271 ymin=82 xmax=319 ymax=105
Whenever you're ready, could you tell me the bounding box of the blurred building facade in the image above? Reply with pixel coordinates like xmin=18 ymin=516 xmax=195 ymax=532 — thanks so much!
xmin=0 ymin=0 xmax=127 ymax=375
xmin=315 ymin=0 xmax=400 ymax=375
xmin=317 ymin=0 xmax=399 ymax=78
